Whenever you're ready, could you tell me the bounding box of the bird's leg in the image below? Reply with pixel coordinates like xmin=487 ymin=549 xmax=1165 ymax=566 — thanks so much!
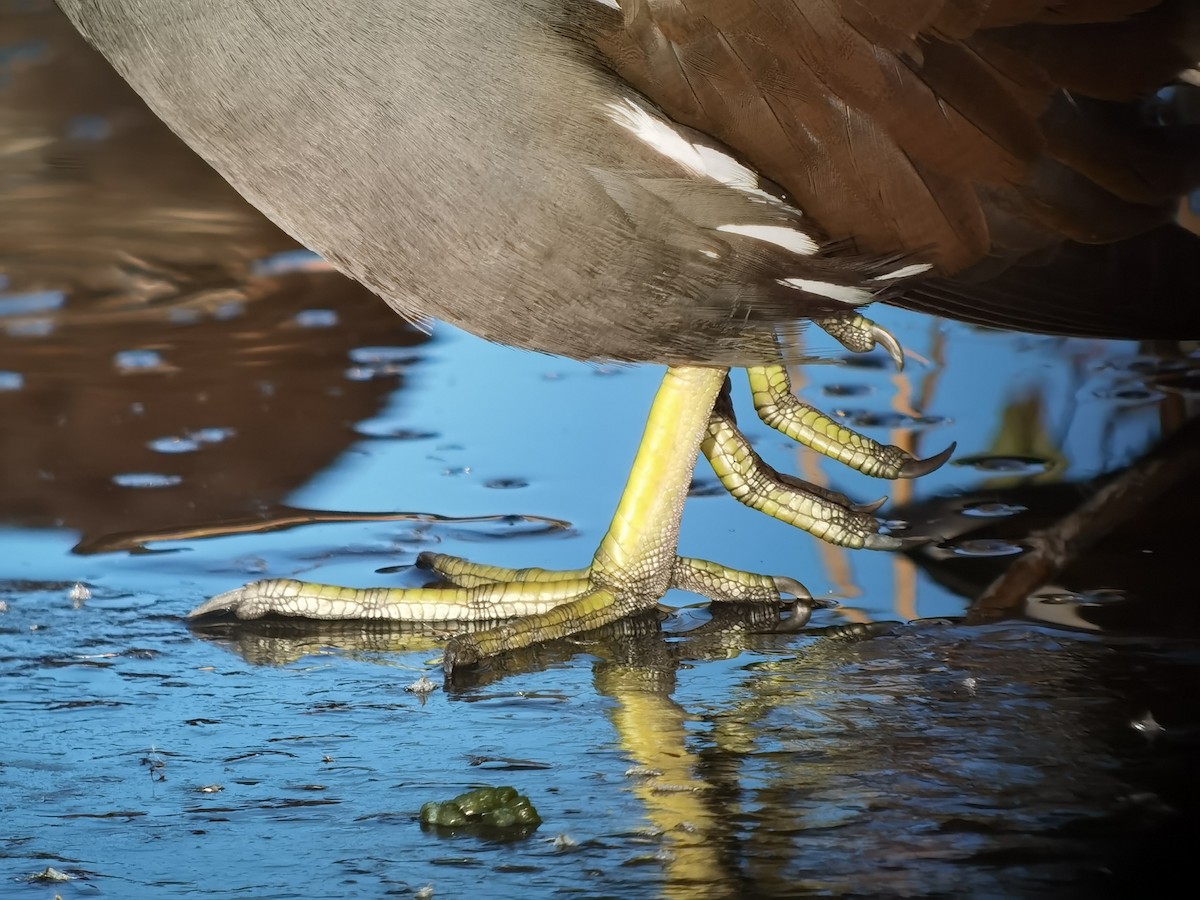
xmin=189 ymin=366 xmax=820 ymax=676
xmin=746 ymin=321 xmax=954 ymax=479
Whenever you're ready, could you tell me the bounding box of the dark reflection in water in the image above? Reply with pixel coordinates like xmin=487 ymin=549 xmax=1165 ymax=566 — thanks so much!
xmin=0 ymin=0 xmax=426 ymax=549
xmin=2 ymin=2 xmax=1199 ymax=898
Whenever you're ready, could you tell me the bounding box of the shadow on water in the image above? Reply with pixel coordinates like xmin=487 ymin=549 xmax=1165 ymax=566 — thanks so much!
xmin=2 ymin=2 xmax=1199 ymax=897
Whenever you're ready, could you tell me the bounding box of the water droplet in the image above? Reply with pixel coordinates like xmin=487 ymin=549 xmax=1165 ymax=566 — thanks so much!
xmin=191 ymin=427 xmax=235 ymax=444
xmin=148 ymin=436 xmax=201 ymax=454
xmin=293 ymin=309 xmax=339 ymax=328
xmin=442 ymin=467 xmax=471 ymax=477
xmin=960 ymin=500 xmax=1028 ymax=518
xmin=112 ymin=472 xmax=183 ymax=489
xmin=822 ymin=384 xmax=871 ymax=398
xmin=113 ymin=349 xmax=167 ymax=373
xmin=349 ymin=346 xmax=418 ymax=365
xmin=146 ymin=428 xmax=233 ymax=453
xmin=484 ymin=478 xmax=528 ymax=490
xmin=68 ymin=583 xmax=91 ymax=603
xmin=946 ymin=539 xmax=1024 ymax=558
xmin=953 ymin=455 xmax=1051 ymax=475
xmin=0 ymin=371 xmax=24 ymax=391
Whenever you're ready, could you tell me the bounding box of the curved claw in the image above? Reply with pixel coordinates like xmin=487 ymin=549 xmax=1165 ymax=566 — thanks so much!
xmin=778 ymin=595 xmax=838 ymax=630
xmin=187 ymin=585 xmax=259 ymax=620
xmin=852 ymin=495 xmax=888 ymax=514
xmin=864 ymin=532 xmax=905 ymax=551
xmin=898 ymin=441 xmax=957 ymax=479
xmin=866 ymin=532 xmax=937 ymax=552
xmin=771 ymin=575 xmax=813 ymax=601
xmin=870 ymin=324 xmax=904 ymax=372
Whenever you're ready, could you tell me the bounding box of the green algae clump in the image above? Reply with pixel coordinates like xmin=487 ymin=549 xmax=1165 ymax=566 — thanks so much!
xmin=420 ymin=786 xmax=541 ymax=832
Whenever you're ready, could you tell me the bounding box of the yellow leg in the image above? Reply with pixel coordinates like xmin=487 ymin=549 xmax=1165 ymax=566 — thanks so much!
xmin=189 ymin=366 xmax=822 ymax=676
xmin=191 ymin=332 xmax=952 ymax=679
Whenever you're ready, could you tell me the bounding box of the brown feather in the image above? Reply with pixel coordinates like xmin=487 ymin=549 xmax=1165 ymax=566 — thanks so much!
xmin=601 ymin=0 xmax=1200 ymax=275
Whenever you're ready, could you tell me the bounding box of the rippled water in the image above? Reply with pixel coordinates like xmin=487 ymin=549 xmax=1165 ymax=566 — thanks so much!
xmin=2 ymin=3 xmax=1199 ymax=898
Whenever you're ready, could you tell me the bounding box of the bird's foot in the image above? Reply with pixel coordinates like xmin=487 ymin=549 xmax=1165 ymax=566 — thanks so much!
xmin=187 ymin=551 xmax=828 ymax=678
xmin=189 ymin=349 xmax=949 ymax=680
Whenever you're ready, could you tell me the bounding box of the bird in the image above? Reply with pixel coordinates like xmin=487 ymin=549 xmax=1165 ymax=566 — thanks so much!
xmin=57 ymin=0 xmax=1200 ymax=676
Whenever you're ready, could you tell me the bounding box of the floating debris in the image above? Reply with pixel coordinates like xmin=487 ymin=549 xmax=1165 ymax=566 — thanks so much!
xmin=553 ymin=833 xmax=579 ymax=852
xmin=29 ymin=866 xmax=72 ymax=882
xmin=406 ymin=674 xmax=437 ymax=696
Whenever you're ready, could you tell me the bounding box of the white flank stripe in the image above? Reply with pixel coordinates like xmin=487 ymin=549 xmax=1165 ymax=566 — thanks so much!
xmin=717 ymin=224 xmax=819 ymax=256
xmin=606 ymin=99 xmax=707 ymax=177
xmin=692 ymin=145 xmax=762 ymax=194
xmin=606 ymin=99 xmax=774 ymax=198
xmin=873 ymin=262 xmax=933 ymax=281
xmin=778 ymin=278 xmax=872 ymax=305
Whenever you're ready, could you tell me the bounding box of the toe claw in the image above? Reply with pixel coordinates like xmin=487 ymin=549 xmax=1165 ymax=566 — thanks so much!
xmin=864 ymin=532 xmax=905 ymax=551
xmin=853 ymin=495 xmax=888 ymax=514
xmin=898 ymin=441 xmax=956 ymax=479
xmin=187 ymin=585 xmax=254 ymax=620
xmin=870 ymin=324 xmax=904 ymax=372
xmin=771 ymin=575 xmax=813 ymax=601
